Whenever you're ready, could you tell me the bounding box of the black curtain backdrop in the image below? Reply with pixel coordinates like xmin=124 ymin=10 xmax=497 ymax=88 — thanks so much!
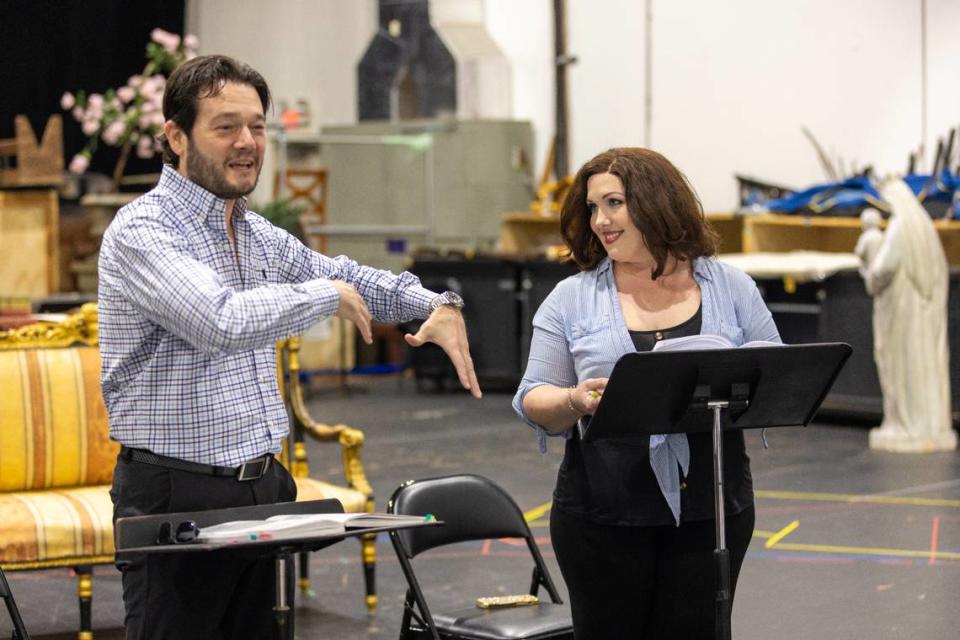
xmin=0 ymin=0 xmax=185 ymax=178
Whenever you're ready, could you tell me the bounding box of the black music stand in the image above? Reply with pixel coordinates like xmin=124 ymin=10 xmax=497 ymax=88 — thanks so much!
xmin=582 ymin=342 xmax=852 ymax=640
xmin=115 ymin=499 xmax=438 ymax=640
xmin=0 ymin=566 xmax=30 ymax=640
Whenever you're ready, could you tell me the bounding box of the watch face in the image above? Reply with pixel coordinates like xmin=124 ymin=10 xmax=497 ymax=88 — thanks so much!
xmin=445 ymin=292 xmax=464 ymax=308
xmin=433 ymin=291 xmax=463 ymax=312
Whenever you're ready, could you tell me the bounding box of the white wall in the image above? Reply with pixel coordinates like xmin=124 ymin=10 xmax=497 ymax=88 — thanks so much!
xmin=187 ymin=0 xmax=960 ymax=213
xmin=927 ymin=0 xmax=960 ymax=168
xmin=566 ymin=0 xmax=647 ymax=168
xmin=652 ymin=0 xmax=924 ymax=210
xmin=484 ymin=0 xmax=555 ymax=179
xmin=186 ymin=0 xmax=376 ymax=127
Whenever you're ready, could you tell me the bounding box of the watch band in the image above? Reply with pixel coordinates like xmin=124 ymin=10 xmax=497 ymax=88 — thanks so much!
xmin=429 ymin=291 xmax=464 ymax=314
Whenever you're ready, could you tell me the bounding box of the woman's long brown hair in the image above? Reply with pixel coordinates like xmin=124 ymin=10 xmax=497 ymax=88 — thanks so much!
xmin=560 ymin=147 xmax=719 ymax=278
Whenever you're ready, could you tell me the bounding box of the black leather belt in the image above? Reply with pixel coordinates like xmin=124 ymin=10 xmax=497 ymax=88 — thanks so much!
xmin=120 ymin=446 xmax=273 ymax=481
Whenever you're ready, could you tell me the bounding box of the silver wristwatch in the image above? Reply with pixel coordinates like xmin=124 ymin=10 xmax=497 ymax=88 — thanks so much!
xmin=428 ymin=291 xmax=465 ymax=314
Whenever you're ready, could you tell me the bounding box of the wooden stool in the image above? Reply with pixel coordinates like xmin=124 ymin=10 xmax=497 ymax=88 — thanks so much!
xmin=274 ymin=167 xmax=328 ymax=252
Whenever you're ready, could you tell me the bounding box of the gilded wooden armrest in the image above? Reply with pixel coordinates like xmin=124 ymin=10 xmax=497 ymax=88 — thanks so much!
xmin=337 ymin=424 xmax=373 ymax=499
xmin=281 ymin=336 xmax=373 ymax=500
xmin=0 ymin=302 xmax=99 ymax=349
xmin=288 ymin=369 xmax=343 ymax=443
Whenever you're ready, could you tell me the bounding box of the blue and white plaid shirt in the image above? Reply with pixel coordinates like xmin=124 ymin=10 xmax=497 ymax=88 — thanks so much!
xmin=99 ymin=165 xmax=435 ymax=466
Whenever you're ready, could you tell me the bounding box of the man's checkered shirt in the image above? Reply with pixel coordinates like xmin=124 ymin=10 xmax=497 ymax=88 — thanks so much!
xmin=98 ymin=166 xmax=435 ymax=466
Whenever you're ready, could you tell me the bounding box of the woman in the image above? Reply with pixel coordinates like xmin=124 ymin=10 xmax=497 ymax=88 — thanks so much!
xmin=512 ymin=147 xmax=780 ymax=638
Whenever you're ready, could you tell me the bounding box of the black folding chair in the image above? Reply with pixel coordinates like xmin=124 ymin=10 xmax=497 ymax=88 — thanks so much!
xmin=387 ymin=474 xmax=573 ymax=640
xmin=0 ymin=566 xmax=30 ymax=640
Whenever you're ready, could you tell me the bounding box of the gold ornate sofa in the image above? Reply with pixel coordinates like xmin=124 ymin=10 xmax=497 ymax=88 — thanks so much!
xmin=0 ymin=304 xmax=111 ymax=640
xmin=0 ymin=306 xmax=376 ymax=639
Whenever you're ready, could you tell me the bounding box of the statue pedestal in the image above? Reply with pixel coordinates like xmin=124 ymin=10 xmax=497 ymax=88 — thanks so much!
xmin=868 ymin=425 xmax=958 ymax=453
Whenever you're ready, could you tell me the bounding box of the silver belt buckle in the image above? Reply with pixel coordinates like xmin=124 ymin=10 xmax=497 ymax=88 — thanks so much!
xmin=236 ymin=455 xmax=271 ymax=481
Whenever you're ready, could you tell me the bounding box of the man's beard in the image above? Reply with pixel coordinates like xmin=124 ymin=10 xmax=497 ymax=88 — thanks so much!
xmin=184 ymin=138 xmax=260 ymax=199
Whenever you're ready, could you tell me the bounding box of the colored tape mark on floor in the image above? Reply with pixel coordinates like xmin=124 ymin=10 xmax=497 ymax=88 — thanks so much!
xmin=754 ymin=526 xmax=960 ymax=561
xmin=753 ymin=538 xmax=960 ymax=561
xmin=755 ymin=490 xmax=960 ymax=508
xmin=524 ymin=501 xmax=553 ymax=528
xmin=929 ymin=515 xmax=941 ymax=566
xmin=765 ymin=520 xmax=799 ymax=548
xmin=528 ymin=496 xmax=960 ymax=562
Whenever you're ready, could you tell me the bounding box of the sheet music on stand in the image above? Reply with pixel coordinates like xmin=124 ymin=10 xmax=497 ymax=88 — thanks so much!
xmin=195 ymin=511 xmax=430 ymax=545
xmin=115 ymin=499 xmax=437 ymax=556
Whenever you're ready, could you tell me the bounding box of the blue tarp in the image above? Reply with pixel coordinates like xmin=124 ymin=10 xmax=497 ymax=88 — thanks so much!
xmin=762 ymin=173 xmax=959 ymax=219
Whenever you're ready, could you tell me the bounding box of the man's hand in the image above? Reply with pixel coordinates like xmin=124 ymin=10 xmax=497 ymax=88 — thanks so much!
xmin=405 ymin=306 xmax=482 ymax=399
xmin=331 ymin=281 xmax=373 ymax=345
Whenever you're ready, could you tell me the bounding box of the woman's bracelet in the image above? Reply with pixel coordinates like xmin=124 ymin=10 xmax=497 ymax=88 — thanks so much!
xmin=566 ymin=386 xmax=580 ymax=415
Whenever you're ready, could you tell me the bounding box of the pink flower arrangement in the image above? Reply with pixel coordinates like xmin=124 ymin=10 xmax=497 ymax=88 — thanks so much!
xmin=61 ymin=28 xmax=199 ymax=184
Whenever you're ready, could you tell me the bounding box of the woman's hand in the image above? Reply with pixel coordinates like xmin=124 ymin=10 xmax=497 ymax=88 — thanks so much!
xmin=522 ymin=378 xmax=608 ymax=434
xmin=568 ymin=378 xmax=607 ymax=416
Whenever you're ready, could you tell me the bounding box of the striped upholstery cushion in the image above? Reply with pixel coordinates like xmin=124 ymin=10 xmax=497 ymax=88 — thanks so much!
xmin=0 ymin=343 xmax=365 ymax=566
xmin=0 ymin=347 xmax=118 ymax=492
xmin=0 ymin=485 xmax=115 ymax=567
xmin=295 ymin=476 xmax=368 ymax=513
xmin=0 ymin=347 xmax=118 ymax=567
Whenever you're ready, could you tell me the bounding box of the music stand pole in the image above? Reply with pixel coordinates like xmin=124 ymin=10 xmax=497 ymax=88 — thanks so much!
xmin=274 ymin=550 xmax=292 ymax=640
xmin=709 ymin=400 xmax=733 ymax=640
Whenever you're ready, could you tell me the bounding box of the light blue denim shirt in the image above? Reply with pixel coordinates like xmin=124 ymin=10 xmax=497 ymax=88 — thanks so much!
xmin=512 ymin=256 xmax=781 ymax=523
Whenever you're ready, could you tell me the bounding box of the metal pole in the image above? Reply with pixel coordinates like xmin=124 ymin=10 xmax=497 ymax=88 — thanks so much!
xmin=709 ymin=400 xmax=732 ymax=640
xmin=644 ymin=0 xmax=653 ymax=148
xmin=274 ymin=552 xmax=291 ymax=640
xmin=920 ymin=0 xmax=927 ymax=166
xmin=275 ymin=126 xmax=288 ymax=199
xmin=425 ymin=136 xmax=436 ymax=247
xmin=553 ymin=0 xmax=570 ymax=178
xmin=710 ymin=401 xmax=727 ymax=549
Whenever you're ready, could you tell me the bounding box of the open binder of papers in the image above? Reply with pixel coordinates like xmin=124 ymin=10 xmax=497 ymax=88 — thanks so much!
xmin=651 ymin=334 xmax=782 ymax=352
xmin=197 ymin=512 xmax=430 ymax=543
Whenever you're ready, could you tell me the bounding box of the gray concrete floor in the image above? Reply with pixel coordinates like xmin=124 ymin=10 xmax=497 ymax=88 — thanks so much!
xmin=3 ymin=374 xmax=959 ymax=639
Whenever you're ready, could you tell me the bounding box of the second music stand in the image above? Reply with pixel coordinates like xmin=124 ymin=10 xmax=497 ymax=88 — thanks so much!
xmin=115 ymin=499 xmax=438 ymax=640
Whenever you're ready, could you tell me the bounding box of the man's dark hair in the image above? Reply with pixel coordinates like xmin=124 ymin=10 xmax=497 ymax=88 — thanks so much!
xmin=160 ymin=55 xmax=271 ymax=167
xmin=560 ymin=147 xmax=719 ymax=278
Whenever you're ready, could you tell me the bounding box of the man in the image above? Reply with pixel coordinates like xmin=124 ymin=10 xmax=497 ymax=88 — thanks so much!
xmin=99 ymin=54 xmax=480 ymax=639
